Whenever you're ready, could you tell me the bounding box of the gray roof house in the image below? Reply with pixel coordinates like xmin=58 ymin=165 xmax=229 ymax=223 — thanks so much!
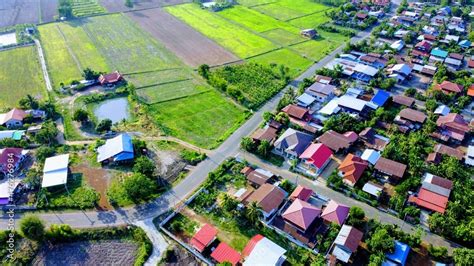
xmin=273 ymin=128 xmax=313 ymax=159
xmin=305 ymin=82 xmax=336 ymax=103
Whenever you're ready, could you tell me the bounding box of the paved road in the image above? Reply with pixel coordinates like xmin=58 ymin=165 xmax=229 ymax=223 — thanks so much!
xmin=242 ymin=152 xmax=461 ymax=253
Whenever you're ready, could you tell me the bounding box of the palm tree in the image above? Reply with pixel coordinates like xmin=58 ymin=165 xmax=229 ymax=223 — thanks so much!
xmin=245 ymin=201 xmax=262 ymax=226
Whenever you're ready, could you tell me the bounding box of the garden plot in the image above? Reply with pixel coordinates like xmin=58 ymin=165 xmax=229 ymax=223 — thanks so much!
xmin=251 ymin=0 xmax=331 ymax=21
xmin=165 ymin=3 xmax=278 ymax=58
xmin=71 ymin=0 xmax=106 ymax=17
xmin=127 ymin=8 xmax=239 ymax=67
xmin=33 ymin=240 xmax=138 ymax=265
xmin=0 ymin=46 xmax=47 ymax=108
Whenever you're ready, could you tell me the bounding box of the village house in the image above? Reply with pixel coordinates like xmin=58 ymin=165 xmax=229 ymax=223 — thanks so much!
xmin=358 ymin=53 xmax=387 ymax=69
xmin=41 ymin=154 xmax=70 ymax=189
xmin=338 ymin=154 xmax=368 ymax=187
xmin=210 ymin=242 xmax=241 ymax=266
xmin=241 ymin=166 xmax=274 ymax=187
xmin=242 ymin=235 xmax=287 ymax=266
xmin=296 ymin=93 xmax=316 ymax=108
xmin=362 ymin=181 xmax=384 ymax=199
xmin=282 ymin=199 xmax=322 ymax=233
xmin=0 ymin=108 xmax=27 ymax=128
xmin=337 ymin=95 xmax=370 ymax=116
xmin=320 ymin=200 xmax=350 ymax=226
xmin=361 ymin=149 xmax=381 ymax=165
xmin=388 ymin=63 xmax=412 ymax=83
xmin=408 ymin=173 xmax=453 ymax=214
xmin=0 ymin=148 xmax=28 ymax=176
xmin=305 ymin=82 xmax=336 ymax=103
xmin=368 ymin=89 xmax=390 ymax=109
xmin=318 ymin=130 xmax=357 ymax=153
xmin=298 ymin=143 xmax=333 ymax=176
xmin=385 ymin=241 xmax=411 ymax=266
xmin=433 ymin=81 xmax=463 ymax=95
xmin=242 ymin=183 xmax=287 ymax=220
xmin=374 ymin=157 xmax=407 ymax=183
xmin=392 ymin=95 xmax=415 ymax=108
xmin=427 ymin=144 xmax=465 ymax=163
xmin=435 ymin=113 xmax=470 ymax=143
xmin=0 ymin=130 xmax=25 ymax=141
xmin=300 ymin=29 xmax=317 ymax=39
xmin=359 ymin=127 xmax=390 ymax=151
xmin=394 ymin=108 xmax=427 ymax=132
xmin=98 ymin=71 xmax=123 ymax=86
xmin=412 ymin=40 xmax=432 ymax=58
xmin=459 ymin=39 xmax=471 ymax=50
xmin=251 ymin=120 xmax=281 ymax=144
xmin=390 ymin=39 xmax=405 ymax=51
xmin=190 ymin=224 xmax=217 ymax=253
xmin=290 ymin=185 xmax=313 ymax=201
xmin=281 ymin=104 xmax=312 ymax=126
xmin=330 ymin=225 xmax=363 ymax=264
xmin=429 ymin=48 xmax=448 ymax=63
xmin=314 ymin=75 xmax=332 ymax=85
xmin=97 ymin=134 xmax=135 ymax=164
xmin=465 ymin=146 xmax=474 ymax=166
xmin=273 ymin=128 xmax=313 ymax=159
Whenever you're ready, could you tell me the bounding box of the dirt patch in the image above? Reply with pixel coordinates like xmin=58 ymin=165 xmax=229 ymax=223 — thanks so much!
xmin=32 ymin=240 xmax=138 ymax=266
xmin=71 ymin=163 xmax=112 ymax=210
xmin=127 ymin=8 xmax=240 ymax=67
xmin=0 ymin=0 xmax=57 ymax=28
xmin=162 ymin=244 xmax=204 ymax=266
xmin=100 ymin=0 xmax=190 ymax=13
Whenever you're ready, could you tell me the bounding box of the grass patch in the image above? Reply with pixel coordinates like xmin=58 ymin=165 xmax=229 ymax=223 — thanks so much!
xmin=288 ymin=10 xmax=333 ymax=29
xmin=148 ymin=90 xmax=249 ymax=149
xmin=290 ymin=35 xmax=346 ymax=61
xmin=249 ymin=48 xmax=313 ymax=77
xmin=217 ymin=5 xmax=300 ymax=34
xmin=261 ymin=28 xmax=305 ymax=46
xmin=165 ymin=3 xmax=278 ymax=58
xmin=61 ymin=105 xmax=84 ymax=141
xmin=0 ymin=46 xmax=47 ymax=108
xmin=136 ymin=80 xmax=210 ymax=104
xmin=125 ymin=69 xmax=190 ymax=88
xmin=251 ymin=0 xmax=331 ymax=21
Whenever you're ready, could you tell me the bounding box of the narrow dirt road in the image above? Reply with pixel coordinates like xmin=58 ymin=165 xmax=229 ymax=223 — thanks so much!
xmin=34 ymin=38 xmax=52 ymax=92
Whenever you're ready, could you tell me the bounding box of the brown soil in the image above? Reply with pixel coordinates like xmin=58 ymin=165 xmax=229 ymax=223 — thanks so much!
xmin=0 ymin=0 xmax=57 ymax=28
xmin=32 ymin=240 xmax=138 ymax=266
xmin=71 ymin=163 xmax=112 ymax=210
xmin=99 ymin=0 xmax=190 ymax=13
xmin=126 ymin=8 xmax=240 ymax=67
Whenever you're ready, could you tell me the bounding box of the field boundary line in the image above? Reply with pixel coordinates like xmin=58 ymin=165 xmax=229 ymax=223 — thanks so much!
xmin=246 ymin=1 xmax=278 ymax=8
xmin=0 ymin=42 xmax=34 ymax=53
xmin=134 ymin=78 xmax=193 ymax=90
xmin=123 ymin=67 xmax=182 ymax=75
xmin=242 ymin=47 xmax=284 ymax=60
xmin=140 ymin=89 xmax=212 ymax=105
xmin=55 ymin=24 xmax=83 ymax=72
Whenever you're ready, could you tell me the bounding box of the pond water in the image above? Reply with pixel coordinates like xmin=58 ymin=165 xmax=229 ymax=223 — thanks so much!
xmin=93 ymin=97 xmax=130 ymax=123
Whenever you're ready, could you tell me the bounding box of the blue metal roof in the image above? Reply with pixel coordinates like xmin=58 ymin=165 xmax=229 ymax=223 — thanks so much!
xmin=431 ymin=48 xmax=448 ymax=58
xmin=459 ymin=40 xmax=471 ymax=48
xmin=371 ymin=90 xmax=390 ymax=107
xmin=384 ymin=241 xmax=410 ymax=266
xmin=97 ymin=133 xmax=134 ymax=162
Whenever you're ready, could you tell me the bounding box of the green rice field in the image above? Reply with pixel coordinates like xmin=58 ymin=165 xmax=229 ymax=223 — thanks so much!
xmin=136 ymin=80 xmax=211 ymax=104
xmin=71 ymin=0 xmax=106 ymax=17
xmin=0 ymin=46 xmax=47 ymax=108
xmin=249 ymin=49 xmax=313 ymax=77
xmin=251 ymin=0 xmax=331 ymax=21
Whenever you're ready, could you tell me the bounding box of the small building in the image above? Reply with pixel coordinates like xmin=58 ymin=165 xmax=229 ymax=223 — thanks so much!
xmin=0 ymin=130 xmax=25 ymax=141
xmin=305 ymin=82 xmax=336 ymax=103
xmin=384 ymin=241 xmax=410 ymax=266
xmin=362 ymin=181 xmax=384 ymax=199
xmin=289 ymin=185 xmax=313 ymax=202
xmin=338 ymin=154 xmax=368 ymax=187
xmin=42 ymin=154 xmax=70 ymax=188
xmin=242 ymin=184 xmax=287 ymax=220
xmin=392 ymin=95 xmax=415 ymax=108
xmin=390 ymin=39 xmax=405 ymax=51
xmin=299 ymin=143 xmax=333 ymax=175
xmin=0 ymin=148 xmax=27 ymax=176
xmin=321 ymin=200 xmax=350 ymax=225
xmin=361 ymin=149 xmax=381 ymax=165
xmin=244 ymin=168 xmax=274 ymax=187
xmin=359 ymin=127 xmax=390 ymax=151
xmin=190 ymin=224 xmax=217 ymax=253
xmin=97 ymin=134 xmax=134 ymax=163
xmin=368 ymin=90 xmax=390 ymax=109
xmin=282 ymin=199 xmax=321 ymax=233
xmin=374 ymin=157 xmax=407 ymax=182
xmin=242 ymin=235 xmax=286 ymax=266
xmin=318 ymin=130 xmax=356 ymax=153
xmin=273 ymin=128 xmax=313 ymax=159
xmin=435 ymin=113 xmax=470 ymax=142
xmin=331 ymin=225 xmax=363 ymax=263
xmin=434 ymin=105 xmax=450 ymax=116
xmin=430 ymin=144 xmax=464 ymax=161
xmin=281 ymin=104 xmax=312 ymax=125
xmin=210 ymin=242 xmax=241 ymax=266
xmin=338 ymin=95 xmax=369 ymax=115
xmin=296 ymin=93 xmax=316 ymax=108
xmin=430 ymin=48 xmax=448 ymax=62
xmin=408 ymin=173 xmax=452 ymax=214
xmin=465 ymin=146 xmax=474 ymax=166
xmin=301 ymin=29 xmax=317 ymax=39
xmin=388 ymin=64 xmax=412 ymax=82
xmin=0 ymin=108 xmax=27 ymax=128
xmin=98 ymin=71 xmax=123 ymax=86
xmin=394 ymin=108 xmax=427 ymax=132
xmin=251 ymin=126 xmax=278 ymax=144
xmin=433 ymin=81 xmax=463 ymax=95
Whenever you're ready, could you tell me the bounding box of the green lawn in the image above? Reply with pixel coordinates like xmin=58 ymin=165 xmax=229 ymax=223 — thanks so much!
xmin=39 ymin=24 xmax=84 ymax=88
xmin=249 ymin=48 xmax=313 ymax=77
xmin=251 ymin=0 xmax=331 ymax=21
xmin=288 ymin=11 xmax=333 ymax=29
xmin=148 ymin=90 xmax=249 ymax=148
xmin=217 ymin=5 xmax=299 ymax=34
xmin=165 ymin=3 xmax=278 ymax=58
xmin=0 ymin=46 xmax=47 ymax=108
xmin=136 ymin=80 xmax=210 ymax=104
xmin=261 ymin=28 xmax=305 ymax=46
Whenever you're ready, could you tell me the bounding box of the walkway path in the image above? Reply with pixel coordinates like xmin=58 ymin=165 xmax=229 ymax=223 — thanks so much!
xmin=34 ymin=38 xmax=52 ymax=92
xmin=133 ymin=218 xmax=169 ymax=265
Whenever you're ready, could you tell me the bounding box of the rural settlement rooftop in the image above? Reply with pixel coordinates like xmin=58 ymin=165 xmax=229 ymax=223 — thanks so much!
xmin=42 ymin=154 xmax=70 ymax=188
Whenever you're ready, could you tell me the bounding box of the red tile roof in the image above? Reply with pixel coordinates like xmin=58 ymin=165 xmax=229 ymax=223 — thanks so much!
xmin=409 ymin=188 xmax=449 ymax=213
xmin=468 ymin=59 xmax=474 ymax=68
xmin=374 ymin=157 xmax=407 ymax=179
xmin=318 ymin=130 xmax=354 ymax=152
xmin=244 ymin=184 xmax=286 ymax=214
xmin=210 ymin=242 xmax=241 ymax=265
xmin=468 ymin=85 xmax=474 ymax=97
xmin=190 ymin=224 xmax=217 ymax=252
xmin=321 ymin=200 xmax=350 ymax=225
xmin=99 ymin=71 xmax=122 ymax=85
xmin=289 ymin=185 xmax=313 ymax=202
xmin=299 ymin=143 xmax=332 ymax=169
xmin=282 ymin=199 xmax=321 ymax=231
xmin=433 ymin=144 xmax=464 ymax=160
xmin=338 ymin=154 xmax=368 ymax=186
xmin=392 ymin=95 xmax=415 ymax=107
xmin=436 ymin=113 xmax=470 ymax=134
xmin=2 ymin=108 xmax=26 ymax=124
xmin=282 ymin=104 xmax=309 ymax=120
xmin=399 ymin=108 xmax=427 ymax=123
xmin=242 ymin=234 xmax=264 ymax=257
xmin=433 ymin=81 xmax=464 ymax=94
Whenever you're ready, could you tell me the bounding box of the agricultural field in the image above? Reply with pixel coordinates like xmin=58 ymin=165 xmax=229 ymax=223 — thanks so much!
xmin=148 ymin=90 xmax=249 ymax=148
xmin=165 ymin=3 xmax=278 ymax=58
xmin=261 ymin=28 xmax=305 ymax=46
xmin=71 ymin=0 xmax=106 ymax=17
xmin=288 ymin=11 xmax=332 ymax=29
xmin=0 ymin=0 xmax=57 ymax=28
xmin=136 ymin=80 xmax=210 ymax=104
xmin=99 ymin=0 xmax=189 ymax=13
xmin=251 ymin=0 xmax=331 ymax=21
xmin=290 ymin=35 xmax=345 ymax=61
xmin=0 ymin=46 xmax=47 ymax=108
xmin=237 ymin=0 xmax=275 ymax=6
xmin=249 ymin=49 xmax=312 ymax=77
xmin=127 ymin=8 xmax=239 ymax=67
